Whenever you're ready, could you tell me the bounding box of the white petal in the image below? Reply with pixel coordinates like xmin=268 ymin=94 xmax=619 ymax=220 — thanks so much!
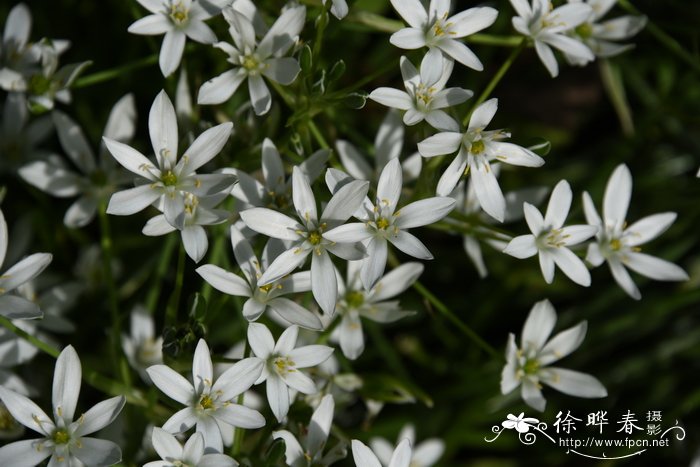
xmin=247 ymin=323 xmax=275 ymax=359
xmin=608 ymin=258 xmax=640 ymax=300
xmin=534 ymin=41 xmax=559 ymax=77
xmin=544 ymin=180 xmax=572 ymax=229
xmin=1 ymin=252 xmax=52 ymax=293
xmin=436 ymin=151 xmax=468 ymax=196
xmin=339 ymin=313 xmax=365 ymax=360
xmin=539 ymin=251 xmax=556 ymax=283
xmin=102 ymin=137 xmax=157 ymax=179
xmin=292 ymin=166 xmax=318 ymax=225
xmin=502 ymin=235 xmax=537 ymax=259
xmin=559 ymin=225 xmax=598 ymax=246
xmin=377 ymin=159 xmax=403 ymax=213
xmin=182 ymin=226 xmax=208 ymax=263
xmin=128 ymin=14 xmax=172 ymax=35
xmin=181 ymin=122 xmax=232 ymax=173
xmin=258 ymin=247 xmax=310 ymax=285
xmin=258 ymin=5 xmax=305 ymax=57
xmin=307 ymin=394 xmax=334 ymax=455
xmin=268 ymin=298 xmax=323 ymax=330
xmin=198 ymin=68 xmax=248 ymax=105
xmin=581 ymin=191 xmax=602 ymax=228
xmin=417 ymin=132 xmax=462 ymax=158
xmin=196 ymin=264 xmax=251 ymax=297
xmin=213 ymin=357 xmax=264 ymax=400
xmin=151 ymin=427 xmax=184 ymax=460
xmin=53 ymin=111 xmax=95 ymax=172
xmin=437 ymin=38 xmax=483 ymax=71
xmin=624 ymin=212 xmax=676 ymax=246
xmin=147 ymin=365 xmax=195 ymax=405
xmin=336 ymin=140 xmax=372 ymax=180
xmin=541 ymin=32 xmax=594 ymax=61
xmin=149 ymin=90 xmax=179 ymax=161
xmin=449 ymin=7 xmax=499 ymax=37
xmin=522 ymin=299 xmax=556 ymax=351
xmin=389 ymin=27 xmax=426 ymax=49
xmin=192 ymin=339 xmax=213 ymax=394
xmin=53 ymin=345 xmax=82 ymax=423
xmin=602 ymin=163 xmax=632 ymax=229
xmin=425 ymin=110 xmax=459 ymax=132
xmin=4 ymin=4 xmax=31 ymax=47
xmin=272 ymin=430 xmax=304 ymax=465
xmin=0 ymin=386 xmax=53 ymax=436
xmin=17 ymin=160 xmax=79 ymax=197
xmin=182 ymin=432 xmax=204 ymax=462
xmin=108 ymin=185 xmax=161 ymax=216
xmin=412 ymin=439 xmax=445 ymax=465
xmin=240 ymin=208 xmax=302 ymax=241
xmin=388 ymin=438 xmax=412 ymax=467
xmin=281 ymin=370 xmax=318 ymax=395
xmin=470 ymin=157 xmax=505 ymax=222
xmin=624 ymin=252 xmax=688 ymax=281
xmin=72 ymin=437 xmax=123 ymax=467
xmin=163 ymin=407 xmax=197 ymax=433
xmin=395 ymin=196 xmax=455 ymax=228
xmin=249 ymin=74 xmax=271 ymax=116
xmin=0 ymin=439 xmax=52 ymax=466
xmin=159 ymin=30 xmax=186 ymax=77
xmin=214 ymin=404 xmax=265 ymax=429
xmin=362 ymin=237 xmax=388 ymax=291
xmin=539 ymin=321 xmax=587 ymax=365
xmin=74 ymin=396 xmax=126 ymax=437
xmin=263 ymin=57 xmax=300 ymax=85
xmin=289 ymin=345 xmax=334 ymax=368
xmin=0 ymin=295 xmax=42 ymax=319
xmin=267 ymin=375 xmax=290 ymax=422
xmin=242 ymin=299 xmax=266 ymax=321
xmin=550 ymin=247 xmax=591 ymax=286
xmin=541 ymin=368 xmax=607 ymax=398
xmin=351 ymin=440 xmax=382 ymax=467
xmin=323 ymin=223 xmax=373 ymax=243
xmin=368 ymin=88 xmax=413 ymax=111
xmin=522 ymin=378 xmax=546 ymax=412
xmin=487 ymin=141 xmax=544 ymax=167
xmin=64 ymin=196 xmax=98 ymax=228
xmin=321 ymin=180 xmax=370 ymax=223
xmin=390 ymin=0 xmax=427 ymax=28
xmin=523 ymin=202 xmax=544 ymax=234
xmin=311 ymin=251 xmax=337 ymax=315
xmin=103 ymin=93 xmax=137 ymax=143
xmin=185 ymin=20 xmax=217 ymax=44
xmin=388 ymin=231 xmax=433 ymax=260
xmin=275 ymin=325 xmax=299 ymax=355
xmin=500 ymin=334 xmax=520 ymax=394
xmin=468 ymin=98 xmax=498 ymax=130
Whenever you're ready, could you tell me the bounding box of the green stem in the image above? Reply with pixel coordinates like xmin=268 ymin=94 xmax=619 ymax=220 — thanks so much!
xmin=145 ymin=233 xmax=178 ymax=313
xmin=0 ymin=315 xmax=59 ymax=357
xmin=98 ymin=200 xmax=130 ymax=387
xmin=617 ymin=0 xmax=700 ymax=74
xmin=166 ymin=244 xmax=186 ymax=327
xmin=308 ymin=120 xmax=330 ymax=149
xmin=412 ymin=280 xmax=502 ymax=360
xmin=464 ymin=38 xmax=527 ymax=125
xmin=73 ymin=53 xmax=159 ymax=89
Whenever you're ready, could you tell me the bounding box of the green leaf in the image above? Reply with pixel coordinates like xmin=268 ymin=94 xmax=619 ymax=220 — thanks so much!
xmin=343 ymin=91 xmax=367 ymax=109
xmin=599 ymin=59 xmax=634 ymax=136
xmin=300 ymin=44 xmax=313 ymax=76
xmin=328 ymin=60 xmax=346 ymax=83
xmin=264 ymin=437 xmax=287 ymax=466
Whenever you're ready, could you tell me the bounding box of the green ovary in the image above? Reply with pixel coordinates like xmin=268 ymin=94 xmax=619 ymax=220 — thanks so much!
xmin=470 ymin=140 xmax=485 ymax=155
xmin=345 ymin=291 xmax=365 ymax=309
xmin=52 ymin=428 xmax=71 ymax=445
xmin=522 ymin=358 xmax=540 ymax=375
xmin=161 ymin=170 xmax=178 ymax=186
xmin=575 ymin=22 xmax=593 ymax=39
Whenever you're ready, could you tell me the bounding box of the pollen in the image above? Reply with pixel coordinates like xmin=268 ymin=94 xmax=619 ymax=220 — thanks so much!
xmin=610 ymin=238 xmax=622 ymax=251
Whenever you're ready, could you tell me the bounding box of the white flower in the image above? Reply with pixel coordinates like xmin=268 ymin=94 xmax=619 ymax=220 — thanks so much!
xmin=418 ymin=98 xmax=544 ymax=221
xmin=144 ymin=429 xmax=238 ymax=467
xmin=240 ymin=167 xmax=369 ymax=315
xmin=510 ymin=0 xmax=594 ymax=77
xmin=324 ymin=0 xmax=349 ymax=20
xmin=332 ymin=261 xmax=422 ymax=360
xmin=247 ymin=323 xmax=334 ymax=422
xmin=121 ymin=305 xmax=163 ymax=383
xmin=500 ymin=299 xmax=607 ymax=411
xmin=389 ymin=0 xmax=498 ymax=70
xmin=104 ymin=90 xmax=234 ymax=230
xmin=566 ymin=0 xmax=647 ymax=64
xmin=501 ymin=413 xmax=539 ymax=433
xmin=20 ymin=94 xmax=137 ymax=228
xmin=336 ymin=111 xmax=422 ymax=184
xmin=370 ymin=424 xmax=444 ymax=467
xmin=0 ymin=345 xmax=126 ymax=466
xmin=143 ymin=192 xmax=229 ymax=262
xmin=582 ymin=164 xmax=688 ymax=299
xmin=0 ymin=209 xmax=52 ymax=319
xmin=503 ymin=180 xmax=597 ymax=286
xmin=351 ymin=438 xmax=412 ymax=467
xmin=369 ymin=49 xmax=472 ymax=131
xmin=128 ymin=0 xmax=228 ymax=76
xmin=272 ymin=394 xmax=346 ymax=466
xmin=230 ymin=137 xmax=330 ymax=211
xmin=197 ymin=225 xmax=323 ymax=330
xmin=146 ymin=339 xmax=266 ymax=452
xmin=324 ymin=159 xmax=454 ymax=290
xmin=197 ymin=5 xmax=306 ymax=115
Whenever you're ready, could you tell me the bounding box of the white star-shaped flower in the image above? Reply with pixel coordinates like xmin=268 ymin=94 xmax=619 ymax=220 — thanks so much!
xmin=197 ymin=5 xmax=306 ymax=115
xmin=104 ymin=90 xmax=234 ymax=230
xmin=510 ymin=0 xmax=594 ymax=77
xmin=389 ymin=0 xmax=498 ymax=70
xmin=352 ymin=438 xmax=412 ymax=467
xmin=121 ymin=305 xmax=163 ymax=383
xmin=129 ymin=0 xmax=229 ymax=76
xmin=370 ymin=424 xmax=444 ymax=467
xmin=324 ymin=159 xmax=455 ymax=290
xmin=582 ymin=164 xmax=688 ymax=299
xmin=500 ymin=299 xmax=607 ymax=411
xmin=144 ymin=429 xmax=238 ymax=467
xmin=0 ymin=345 xmax=125 ymax=466
xmin=146 ymin=339 xmax=266 ymax=452
xmin=369 ymin=49 xmax=472 ymax=131
xmin=418 ymin=98 xmax=544 ymax=221
xmin=247 ymin=323 xmax=334 ymax=422
xmin=503 ymin=180 xmax=597 ymax=286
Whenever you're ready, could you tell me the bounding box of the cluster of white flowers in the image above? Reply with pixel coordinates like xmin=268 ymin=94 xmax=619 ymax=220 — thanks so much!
xmin=0 ymin=0 xmax=692 ymax=465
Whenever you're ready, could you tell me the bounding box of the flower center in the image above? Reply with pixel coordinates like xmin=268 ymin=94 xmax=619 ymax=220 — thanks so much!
xmin=169 ymin=2 xmax=189 ymax=25
xmin=52 ymin=428 xmax=71 ymax=445
xmin=199 ymin=394 xmax=215 ymax=410
xmin=415 ymin=84 xmax=435 ymax=108
xmin=429 ymin=14 xmax=454 ymax=39
xmin=542 ymin=228 xmax=569 ymax=248
xmin=345 ymin=290 xmax=365 ymax=309
xmin=522 ymin=358 xmax=540 ymax=375
xmin=273 ymin=356 xmax=295 ymax=375
xmin=308 ymin=230 xmax=323 ymax=245
xmin=242 ymin=55 xmax=265 ymax=74
xmin=376 ymin=217 xmax=391 ymax=230
xmin=28 ymin=73 xmax=51 ymax=95
xmin=470 ymin=140 xmax=485 ymax=155
xmin=610 ymin=238 xmax=622 ymax=251
xmin=161 ymin=170 xmax=178 ymax=186
xmin=575 ymin=22 xmax=593 ymax=39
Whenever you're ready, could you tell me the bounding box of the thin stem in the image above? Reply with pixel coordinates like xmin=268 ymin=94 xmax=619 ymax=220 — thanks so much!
xmin=145 ymin=233 xmax=178 ymax=313
xmin=73 ymin=53 xmax=159 ymax=89
xmin=166 ymin=244 xmax=186 ymax=327
xmin=98 ymin=200 xmax=130 ymax=387
xmin=412 ymin=280 xmax=502 ymax=361
xmin=0 ymin=315 xmax=59 ymax=357
xmin=617 ymin=0 xmax=700 ymax=74
xmin=308 ymin=120 xmax=330 ymax=149
xmin=464 ymin=38 xmax=527 ymax=125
